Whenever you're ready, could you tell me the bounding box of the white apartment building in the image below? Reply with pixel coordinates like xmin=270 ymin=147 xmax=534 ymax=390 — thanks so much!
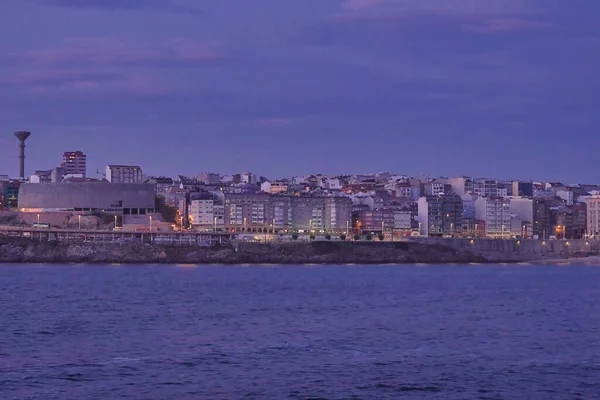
xmin=105 ymin=165 xmax=143 ymax=183
xmin=585 ymin=196 xmax=600 ymax=236
xmin=475 ymin=197 xmax=511 ymax=238
xmin=189 ymin=198 xmax=215 ymax=227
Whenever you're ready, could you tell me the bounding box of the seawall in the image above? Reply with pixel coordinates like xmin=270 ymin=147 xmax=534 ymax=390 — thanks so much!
xmin=0 ymin=237 xmax=597 ymax=264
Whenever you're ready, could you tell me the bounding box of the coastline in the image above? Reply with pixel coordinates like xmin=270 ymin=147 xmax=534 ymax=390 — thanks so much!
xmin=1 ymin=238 xmax=597 ymax=265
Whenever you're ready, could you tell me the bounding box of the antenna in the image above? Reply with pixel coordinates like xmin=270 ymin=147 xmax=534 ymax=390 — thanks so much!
xmin=14 ymin=131 xmax=31 ymax=179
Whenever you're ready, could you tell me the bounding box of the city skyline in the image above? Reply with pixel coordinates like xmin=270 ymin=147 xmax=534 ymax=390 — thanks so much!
xmin=1 ymin=0 xmax=599 ymax=181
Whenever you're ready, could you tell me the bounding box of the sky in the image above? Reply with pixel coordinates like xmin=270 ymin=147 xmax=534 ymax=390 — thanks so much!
xmin=0 ymin=0 xmax=599 ymax=182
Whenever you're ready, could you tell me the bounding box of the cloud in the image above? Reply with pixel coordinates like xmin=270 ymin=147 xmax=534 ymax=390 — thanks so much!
xmin=466 ymin=17 xmax=550 ymax=34
xmin=5 ymin=37 xmax=224 ymax=68
xmin=2 ymin=37 xmax=225 ymax=97
xmin=31 ymin=0 xmax=202 ymax=14
xmin=9 ymin=69 xmax=174 ymax=97
xmin=255 ymin=118 xmax=291 ymax=127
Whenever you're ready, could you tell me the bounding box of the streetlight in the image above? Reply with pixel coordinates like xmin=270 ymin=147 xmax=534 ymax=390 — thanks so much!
xmin=37 ymin=214 xmax=40 ymax=227
xmin=418 ymin=222 xmax=422 ymax=236
xmin=213 ymin=216 xmax=217 ymax=232
xmin=501 ymin=225 xmax=505 ymax=239
xmin=272 ymin=218 xmax=276 ymax=235
xmin=243 ymin=217 xmax=247 ymax=232
xmin=346 ymin=220 xmax=350 ymax=237
xmin=309 ymin=219 xmax=313 ymax=233
xmin=149 ymin=215 xmax=153 ymax=231
xmin=78 ymin=215 xmax=81 ymax=230
xmin=450 ymin=222 xmax=454 ymax=238
xmin=114 ymin=215 xmax=118 ymax=230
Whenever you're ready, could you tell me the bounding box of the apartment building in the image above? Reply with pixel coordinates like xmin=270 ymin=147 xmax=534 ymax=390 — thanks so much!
xmin=189 ymin=193 xmax=217 ymax=227
xmin=62 ymin=151 xmax=87 ymax=177
xmin=106 ymin=165 xmax=143 ymax=183
xmin=417 ymin=194 xmax=463 ymax=237
xmin=473 ymin=179 xmax=499 ymax=198
xmin=475 ymin=197 xmax=511 ymax=238
xmin=224 ymin=192 xmax=271 ymax=231
xmin=585 ymin=196 xmax=600 ymax=236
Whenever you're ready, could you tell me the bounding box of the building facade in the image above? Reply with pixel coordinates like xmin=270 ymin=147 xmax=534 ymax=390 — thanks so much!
xmin=585 ymin=196 xmax=600 ymax=237
xmin=417 ymin=194 xmax=463 ymax=237
xmin=475 ymin=197 xmax=511 ymax=238
xmin=18 ymin=182 xmax=155 ymax=215
xmin=106 ymin=165 xmax=143 ymax=183
xmin=62 ymin=151 xmax=87 ymax=177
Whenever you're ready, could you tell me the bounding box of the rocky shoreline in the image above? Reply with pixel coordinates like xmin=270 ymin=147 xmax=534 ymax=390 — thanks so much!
xmin=0 ymin=239 xmax=488 ymax=264
xmin=1 ymin=238 xmax=591 ymax=264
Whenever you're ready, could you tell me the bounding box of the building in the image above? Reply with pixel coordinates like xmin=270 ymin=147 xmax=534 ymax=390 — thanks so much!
xmin=197 ymin=172 xmax=221 ymax=185
xmin=449 ymin=176 xmax=474 ymax=196
xmin=473 ymin=178 xmax=499 ymax=198
xmin=2 ymin=180 xmax=21 ymax=209
xmin=512 ymin=181 xmax=534 ymax=197
xmin=584 ymin=196 xmax=600 ymax=237
xmin=106 ymin=165 xmax=143 ymax=183
xmin=417 ymin=194 xmax=463 ymax=237
xmin=324 ymin=197 xmax=352 ymax=233
xmin=189 ymin=193 xmax=217 ymax=228
xmin=18 ymin=182 xmax=155 ymax=215
xmin=556 ymin=189 xmax=574 ymax=206
xmin=509 ymin=197 xmax=534 ymax=225
xmin=533 ymin=199 xmax=552 ymax=239
xmin=475 ymin=197 xmax=511 ymax=238
xmin=423 ymin=181 xmax=451 ymax=196
xmin=261 ymin=180 xmax=289 ymax=194
xmin=224 ymin=192 xmax=271 ymax=231
xmin=61 ymin=151 xmax=87 ymax=177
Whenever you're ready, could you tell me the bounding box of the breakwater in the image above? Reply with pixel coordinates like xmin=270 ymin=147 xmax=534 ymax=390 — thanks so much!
xmin=0 ymin=237 xmax=597 ymax=264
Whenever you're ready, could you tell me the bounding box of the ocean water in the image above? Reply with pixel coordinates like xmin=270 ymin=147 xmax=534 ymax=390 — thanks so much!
xmin=1 ymin=264 xmax=599 ymax=400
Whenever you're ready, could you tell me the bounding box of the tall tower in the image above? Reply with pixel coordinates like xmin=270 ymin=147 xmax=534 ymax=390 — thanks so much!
xmin=14 ymin=131 xmax=31 ymax=180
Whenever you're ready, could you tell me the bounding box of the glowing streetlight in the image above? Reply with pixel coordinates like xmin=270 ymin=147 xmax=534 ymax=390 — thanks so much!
xmin=114 ymin=215 xmax=118 ymax=229
xmin=149 ymin=215 xmax=153 ymax=231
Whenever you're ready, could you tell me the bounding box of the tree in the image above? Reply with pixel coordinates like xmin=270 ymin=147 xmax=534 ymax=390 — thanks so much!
xmin=378 ymin=234 xmax=385 ymax=241
xmin=354 ymin=234 xmax=360 ymax=241
xmin=325 ymin=234 xmax=331 ymax=240
xmin=340 ymin=234 xmax=347 ymax=241
xmin=292 ymin=233 xmax=299 ymax=240
xmin=155 ymin=196 xmax=177 ymax=223
xmin=309 ymin=235 xmax=316 ymax=241
xmin=366 ymin=234 xmax=372 ymax=241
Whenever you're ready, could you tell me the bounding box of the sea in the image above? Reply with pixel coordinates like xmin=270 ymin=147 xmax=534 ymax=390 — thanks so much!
xmin=1 ymin=264 xmax=599 ymax=400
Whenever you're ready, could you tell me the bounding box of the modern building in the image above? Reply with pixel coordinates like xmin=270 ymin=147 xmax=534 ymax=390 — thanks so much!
xmin=512 ymin=181 xmax=534 ymax=197
xmin=475 ymin=197 xmax=511 ymax=238
xmin=18 ymin=182 xmax=155 ymax=215
xmin=533 ymin=199 xmax=552 ymax=239
xmin=106 ymin=165 xmax=143 ymax=183
xmin=61 ymin=151 xmax=87 ymax=177
xmin=417 ymin=194 xmax=463 ymax=237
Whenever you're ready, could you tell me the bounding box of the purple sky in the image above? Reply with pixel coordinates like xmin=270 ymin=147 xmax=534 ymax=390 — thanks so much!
xmin=1 ymin=0 xmax=599 ymax=182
